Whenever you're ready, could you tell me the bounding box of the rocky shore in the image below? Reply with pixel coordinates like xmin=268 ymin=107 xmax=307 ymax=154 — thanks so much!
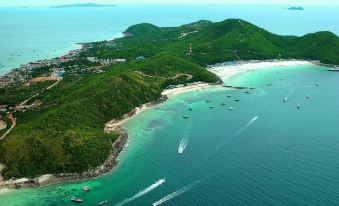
xmin=0 ymin=125 xmax=128 ymax=190
xmin=0 ymin=95 xmax=169 ymax=191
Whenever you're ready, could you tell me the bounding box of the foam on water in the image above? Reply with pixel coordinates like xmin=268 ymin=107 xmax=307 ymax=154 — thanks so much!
xmin=152 ymin=181 xmax=200 ymax=206
xmin=178 ymin=132 xmax=190 ymax=154
xmin=115 ymin=178 xmax=166 ymax=206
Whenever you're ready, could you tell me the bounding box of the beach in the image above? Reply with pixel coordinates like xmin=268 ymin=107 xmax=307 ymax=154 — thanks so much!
xmin=208 ymin=60 xmax=312 ymax=81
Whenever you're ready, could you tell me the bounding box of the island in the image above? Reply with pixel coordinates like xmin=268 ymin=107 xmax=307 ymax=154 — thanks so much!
xmin=0 ymin=19 xmax=338 ymax=187
xmin=288 ymin=7 xmax=305 ymax=10
xmin=51 ymin=3 xmax=116 ymax=8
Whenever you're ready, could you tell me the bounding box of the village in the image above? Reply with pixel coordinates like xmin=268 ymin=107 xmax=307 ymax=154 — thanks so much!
xmin=0 ymin=40 xmax=149 ymax=138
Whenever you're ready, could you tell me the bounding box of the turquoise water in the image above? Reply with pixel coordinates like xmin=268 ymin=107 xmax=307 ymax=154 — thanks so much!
xmin=1 ymin=4 xmax=339 ymax=75
xmin=1 ymin=64 xmax=339 ymax=205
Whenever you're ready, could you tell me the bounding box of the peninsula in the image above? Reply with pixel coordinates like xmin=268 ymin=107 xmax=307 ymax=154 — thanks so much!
xmin=288 ymin=7 xmax=305 ymax=10
xmin=0 ymin=19 xmax=338 ymax=185
xmin=51 ymin=3 xmax=116 ymax=8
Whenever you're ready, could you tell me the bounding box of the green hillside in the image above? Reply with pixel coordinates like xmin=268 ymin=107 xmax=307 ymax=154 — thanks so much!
xmin=0 ymin=54 xmax=218 ymax=179
xmin=0 ymin=19 xmax=338 ymax=180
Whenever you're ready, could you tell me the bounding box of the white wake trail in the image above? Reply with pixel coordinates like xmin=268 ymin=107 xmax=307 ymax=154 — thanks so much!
xmin=285 ymin=88 xmax=296 ymax=100
xmin=115 ymin=178 xmax=166 ymax=206
xmin=178 ymin=134 xmax=189 ymax=154
xmin=178 ymin=126 xmax=191 ymax=154
xmin=152 ymin=181 xmax=199 ymax=206
xmin=233 ymin=116 xmax=259 ymax=138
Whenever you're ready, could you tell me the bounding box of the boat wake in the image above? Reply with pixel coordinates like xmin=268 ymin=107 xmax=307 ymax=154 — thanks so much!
xmin=233 ymin=116 xmax=259 ymax=138
xmin=284 ymin=89 xmax=296 ymax=101
xmin=177 ymin=123 xmax=192 ymax=154
xmin=178 ymin=133 xmax=189 ymax=154
xmin=115 ymin=178 xmax=166 ymax=206
xmin=152 ymin=181 xmax=199 ymax=206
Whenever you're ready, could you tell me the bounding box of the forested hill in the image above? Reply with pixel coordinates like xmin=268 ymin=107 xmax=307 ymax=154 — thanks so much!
xmin=0 ymin=19 xmax=337 ymax=180
xmin=119 ymin=19 xmax=339 ymax=65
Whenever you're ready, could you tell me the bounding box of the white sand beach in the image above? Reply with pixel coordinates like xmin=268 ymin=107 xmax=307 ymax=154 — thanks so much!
xmin=161 ymin=83 xmax=211 ymax=98
xmin=208 ymin=60 xmax=312 ymax=81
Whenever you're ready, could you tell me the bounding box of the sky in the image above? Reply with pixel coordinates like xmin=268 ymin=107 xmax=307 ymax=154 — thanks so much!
xmin=0 ymin=0 xmax=338 ymax=7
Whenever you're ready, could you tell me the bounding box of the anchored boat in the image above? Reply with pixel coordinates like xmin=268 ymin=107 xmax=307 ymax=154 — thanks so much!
xmin=71 ymin=197 xmax=83 ymax=203
xmin=81 ymin=186 xmax=91 ymax=191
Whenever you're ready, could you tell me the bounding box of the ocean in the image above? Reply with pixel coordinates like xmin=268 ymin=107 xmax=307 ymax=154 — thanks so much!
xmin=0 ymin=4 xmax=339 ymax=75
xmin=1 ymin=4 xmax=339 ymax=206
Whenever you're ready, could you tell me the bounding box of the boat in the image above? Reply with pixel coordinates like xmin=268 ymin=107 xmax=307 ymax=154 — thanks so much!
xmin=98 ymin=200 xmax=108 ymax=205
xmin=267 ymin=83 xmax=272 ymax=87
xmin=227 ymin=95 xmax=232 ymax=98
xmin=245 ymin=91 xmax=251 ymax=94
xmin=81 ymin=186 xmax=91 ymax=191
xmin=221 ymin=103 xmax=226 ymax=106
xmin=228 ymin=107 xmax=234 ymax=111
xmin=183 ymin=116 xmax=189 ymax=119
xmin=209 ymin=106 xmax=214 ymax=109
xmin=297 ymin=104 xmax=301 ymax=109
xmin=178 ymin=147 xmax=184 ymax=154
xmin=283 ymin=97 xmax=287 ymax=102
xmin=316 ymin=83 xmax=320 ymax=86
xmin=188 ymin=108 xmax=193 ymax=111
xmin=71 ymin=197 xmax=83 ymax=203
xmin=234 ymin=99 xmax=240 ymax=102
xmin=233 ymin=86 xmax=248 ymax=90
xmin=306 ymin=94 xmax=310 ymax=99
xmin=205 ymin=100 xmax=212 ymax=103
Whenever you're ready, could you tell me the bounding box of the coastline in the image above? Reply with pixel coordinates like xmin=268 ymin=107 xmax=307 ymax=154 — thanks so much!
xmin=0 ymin=59 xmax=318 ymax=194
xmin=208 ymin=60 xmax=313 ymax=81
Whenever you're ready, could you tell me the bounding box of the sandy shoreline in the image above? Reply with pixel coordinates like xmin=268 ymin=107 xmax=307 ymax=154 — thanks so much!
xmin=208 ymin=60 xmax=313 ymax=81
xmin=0 ymin=59 xmax=316 ymax=193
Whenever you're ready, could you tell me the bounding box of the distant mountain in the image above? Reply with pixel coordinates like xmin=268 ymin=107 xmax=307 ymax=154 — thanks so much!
xmin=51 ymin=3 xmax=116 ymax=8
xmin=288 ymin=7 xmax=305 ymax=11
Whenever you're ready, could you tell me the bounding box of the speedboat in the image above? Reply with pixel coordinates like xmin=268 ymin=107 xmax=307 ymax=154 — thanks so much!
xmin=81 ymin=186 xmax=91 ymax=191
xmin=71 ymin=197 xmax=83 ymax=203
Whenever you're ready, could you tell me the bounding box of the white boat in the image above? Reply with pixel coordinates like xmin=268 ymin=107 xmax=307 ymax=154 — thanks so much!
xmin=306 ymin=94 xmax=310 ymax=99
xmin=297 ymin=104 xmax=301 ymax=109
xmin=178 ymin=147 xmax=184 ymax=154
xmin=283 ymin=97 xmax=287 ymax=102
xmin=81 ymin=186 xmax=91 ymax=191
xmin=71 ymin=197 xmax=83 ymax=203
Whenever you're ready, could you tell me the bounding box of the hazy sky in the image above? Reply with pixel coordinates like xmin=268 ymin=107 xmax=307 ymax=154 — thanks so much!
xmin=0 ymin=0 xmax=338 ymax=7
